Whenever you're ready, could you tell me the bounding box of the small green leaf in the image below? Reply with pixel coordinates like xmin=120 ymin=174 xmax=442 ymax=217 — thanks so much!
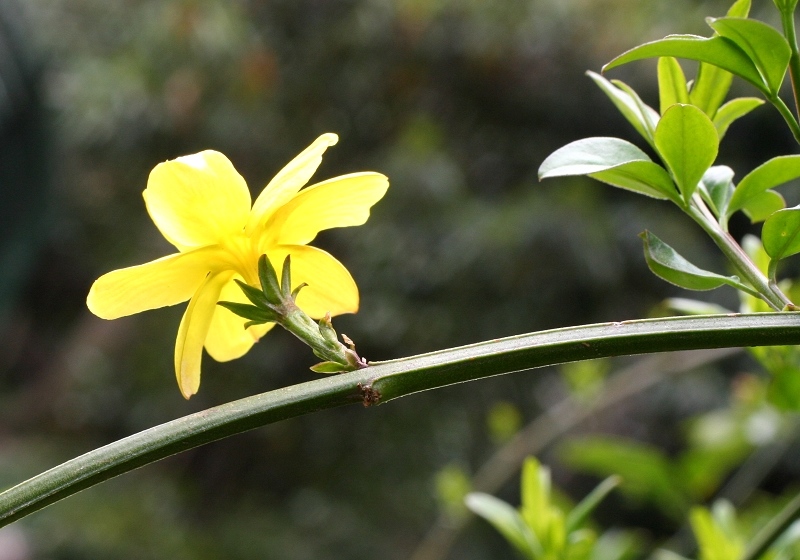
xmin=762 ymin=205 xmax=800 ymax=260
xmin=590 ymin=161 xmax=679 ymax=201
xmin=727 ymin=0 xmax=751 ymax=18
xmin=587 ymin=71 xmax=658 ymax=146
xmin=603 ymin=35 xmax=766 ymax=95
xmin=465 ymin=493 xmax=540 ymax=559
xmin=712 ymin=97 xmax=764 ymax=139
xmin=257 ymin=254 xmax=282 ymax=305
xmin=539 ymin=137 xmax=651 ymax=178
xmin=701 ymin=166 xmax=735 ymax=219
xmin=654 ymin=104 xmax=719 ymax=202
xmin=728 ymin=155 xmax=800 ymax=214
xmin=658 ymin=57 xmax=690 ymax=114
xmin=613 ymin=80 xmax=660 ymax=141
xmin=217 ymin=301 xmax=279 ymax=324
xmin=742 ymin=189 xmax=785 ymax=223
xmin=310 ymin=361 xmax=349 ymax=374
xmin=707 ymin=17 xmax=791 ymax=95
xmin=690 ymin=63 xmax=733 ymax=119
xmin=565 ymin=475 xmax=621 ymax=534
xmin=640 ymin=230 xmax=746 ymax=291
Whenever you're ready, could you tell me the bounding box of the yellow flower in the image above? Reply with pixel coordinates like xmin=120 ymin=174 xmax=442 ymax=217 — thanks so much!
xmin=87 ymin=133 xmax=389 ymax=399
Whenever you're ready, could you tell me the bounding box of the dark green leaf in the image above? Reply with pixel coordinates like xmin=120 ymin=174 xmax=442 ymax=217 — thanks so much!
xmin=700 ymin=165 xmax=735 ymax=218
xmin=465 ymin=493 xmax=540 ymax=559
xmin=217 ymin=301 xmax=279 ymax=324
xmin=587 ymin=71 xmax=658 ymax=146
xmin=603 ymin=35 xmax=766 ymax=95
xmin=640 ymin=230 xmax=746 ymax=291
xmin=707 ymin=17 xmax=791 ymax=95
xmin=742 ymin=189 xmax=785 ymax=223
xmin=728 ymin=155 xmax=800 ymax=214
xmin=565 ymin=476 xmax=621 ymax=533
xmin=713 ymin=97 xmax=764 ymax=139
xmin=654 ymin=104 xmax=719 ymax=202
xmin=590 ymin=161 xmax=679 ymax=201
xmin=539 ymin=137 xmax=651 ymax=178
xmin=658 ymin=57 xmax=690 ymax=114
xmin=762 ymin=205 xmax=800 ymax=259
xmin=280 ymin=255 xmax=292 ymax=299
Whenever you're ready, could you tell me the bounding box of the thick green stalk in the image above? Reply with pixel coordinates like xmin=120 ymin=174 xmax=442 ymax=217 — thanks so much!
xmin=1 ymin=314 xmax=800 ymax=527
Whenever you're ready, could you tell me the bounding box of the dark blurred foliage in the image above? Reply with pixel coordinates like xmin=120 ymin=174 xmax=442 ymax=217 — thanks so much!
xmin=0 ymin=0 xmax=797 ymax=558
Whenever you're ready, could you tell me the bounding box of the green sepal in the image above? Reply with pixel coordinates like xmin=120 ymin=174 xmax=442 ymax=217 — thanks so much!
xmin=640 ymin=230 xmax=748 ymax=291
xmin=216 ymin=301 xmax=279 ymax=324
xmin=706 ymin=17 xmax=791 ymax=95
xmin=603 ymin=34 xmax=766 ymax=95
xmin=654 ymin=104 xmax=719 ymax=204
xmin=658 ymin=57 xmax=690 ymax=114
xmin=728 ymin=155 xmax=800 ymax=215
xmin=712 ymin=97 xmax=764 ymax=139
xmin=310 ymin=361 xmax=350 ymax=374
xmin=280 ymin=255 xmax=292 ymax=299
xmin=762 ymin=205 xmax=800 ymax=260
xmin=291 ymin=282 xmax=308 ymax=301
xmin=233 ymin=279 xmax=270 ymax=308
xmin=257 ymin=254 xmax=282 ymax=305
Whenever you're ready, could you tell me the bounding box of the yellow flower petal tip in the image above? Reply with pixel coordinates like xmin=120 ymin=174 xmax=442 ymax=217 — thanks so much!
xmin=87 ymin=135 xmax=387 ymax=397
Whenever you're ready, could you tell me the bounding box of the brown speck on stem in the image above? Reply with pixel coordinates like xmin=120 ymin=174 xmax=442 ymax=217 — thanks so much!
xmin=357 ymin=382 xmax=381 ymax=407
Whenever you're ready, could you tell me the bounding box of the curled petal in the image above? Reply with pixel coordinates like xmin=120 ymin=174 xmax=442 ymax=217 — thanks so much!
xmin=205 ymin=276 xmax=275 ymax=362
xmin=175 ymin=271 xmax=233 ymax=399
xmin=144 ymin=150 xmax=252 ymax=250
xmin=87 ymin=246 xmax=232 ymax=320
xmin=263 ymin=172 xmax=389 ymax=247
xmin=268 ymin=245 xmax=359 ymax=318
xmin=246 ymin=133 xmax=339 ymax=235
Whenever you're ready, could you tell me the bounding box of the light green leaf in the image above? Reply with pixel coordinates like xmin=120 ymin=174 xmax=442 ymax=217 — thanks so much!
xmin=658 ymin=57 xmax=690 ymax=114
xmin=612 ymin=80 xmax=660 ymax=140
xmin=640 ymin=230 xmax=746 ymax=291
xmin=707 ymin=17 xmax=791 ymax=95
xmin=728 ymin=155 xmax=800 ymax=214
xmin=539 ymin=137 xmax=649 ymax=178
xmin=762 ymin=205 xmax=800 ymax=260
xmin=713 ymin=97 xmax=764 ymax=139
xmin=309 ymin=361 xmax=349 ymax=374
xmin=465 ymin=493 xmax=540 ymax=559
xmin=727 ymin=0 xmax=751 ymax=18
xmin=588 ymin=72 xmax=658 ymax=146
xmin=700 ymin=165 xmax=734 ymax=219
xmin=603 ymin=35 xmax=766 ymax=95
xmin=520 ymin=457 xmax=551 ymax=540
xmin=565 ymin=476 xmax=621 ymax=534
xmin=742 ymin=189 xmax=785 ymax=223
xmin=654 ymin=104 xmax=719 ymax=202
xmin=590 ymin=161 xmax=679 ymax=201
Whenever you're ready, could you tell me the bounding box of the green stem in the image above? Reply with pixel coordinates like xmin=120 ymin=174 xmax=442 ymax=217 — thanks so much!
xmin=742 ymin=486 xmax=800 ymax=560
xmin=1 ymin=314 xmax=800 ymax=527
xmin=771 ymin=95 xmax=800 ymax=146
xmin=688 ymin=202 xmax=790 ymax=310
xmin=781 ymin=7 xmax=800 ymax=127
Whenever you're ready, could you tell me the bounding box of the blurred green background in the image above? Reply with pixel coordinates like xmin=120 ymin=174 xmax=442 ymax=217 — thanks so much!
xmin=0 ymin=0 xmax=798 ymax=558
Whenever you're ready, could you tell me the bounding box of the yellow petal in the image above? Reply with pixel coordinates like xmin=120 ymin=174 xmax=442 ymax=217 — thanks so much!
xmin=262 ymin=172 xmax=389 ymax=247
xmin=87 ymin=246 xmax=232 ymax=320
xmin=268 ymin=245 xmax=359 ymax=318
xmin=246 ymin=133 xmax=339 ymax=235
xmin=144 ymin=150 xmax=252 ymax=250
xmin=174 ymin=271 xmax=233 ymax=399
xmin=204 ymin=277 xmax=275 ymax=362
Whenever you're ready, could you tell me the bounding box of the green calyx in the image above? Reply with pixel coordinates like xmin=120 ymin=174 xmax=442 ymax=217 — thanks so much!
xmin=218 ymin=254 xmax=368 ymax=374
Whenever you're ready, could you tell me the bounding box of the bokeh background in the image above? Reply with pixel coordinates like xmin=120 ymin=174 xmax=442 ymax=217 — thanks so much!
xmin=0 ymin=0 xmax=798 ymax=558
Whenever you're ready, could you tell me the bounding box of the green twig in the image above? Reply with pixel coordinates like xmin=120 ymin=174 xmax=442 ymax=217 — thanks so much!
xmin=781 ymin=7 xmax=800 ymax=128
xmin=1 ymin=314 xmax=800 ymax=527
xmin=771 ymin=95 xmax=800 ymax=146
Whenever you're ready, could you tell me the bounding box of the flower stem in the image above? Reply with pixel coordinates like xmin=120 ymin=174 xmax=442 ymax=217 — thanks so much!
xmin=1 ymin=313 xmax=800 ymax=527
